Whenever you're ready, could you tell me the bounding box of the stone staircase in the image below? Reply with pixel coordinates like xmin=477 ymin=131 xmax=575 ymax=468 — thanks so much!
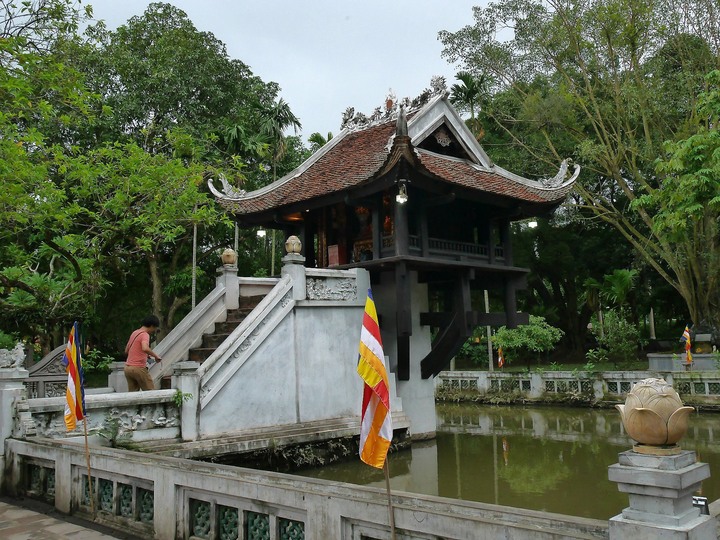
xmin=187 ymin=295 xmax=264 ymax=364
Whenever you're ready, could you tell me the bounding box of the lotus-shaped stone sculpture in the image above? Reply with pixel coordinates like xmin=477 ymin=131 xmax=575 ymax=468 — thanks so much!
xmin=616 ymin=378 xmax=694 ymax=447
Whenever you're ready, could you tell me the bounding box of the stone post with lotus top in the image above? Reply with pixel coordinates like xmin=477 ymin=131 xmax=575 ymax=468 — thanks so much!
xmin=609 ymin=377 xmax=715 ymax=539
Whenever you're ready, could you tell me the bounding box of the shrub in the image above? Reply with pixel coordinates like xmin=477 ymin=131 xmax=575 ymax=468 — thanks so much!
xmin=492 ymin=315 xmax=564 ymax=364
xmin=586 ymin=308 xmax=642 ymax=367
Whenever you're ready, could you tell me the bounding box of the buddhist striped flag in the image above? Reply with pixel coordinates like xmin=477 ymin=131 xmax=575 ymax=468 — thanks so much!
xmin=498 ymin=347 xmax=505 ymax=369
xmin=357 ymin=289 xmax=392 ymax=469
xmin=681 ymin=325 xmax=693 ymax=365
xmin=62 ymin=322 xmax=86 ymax=431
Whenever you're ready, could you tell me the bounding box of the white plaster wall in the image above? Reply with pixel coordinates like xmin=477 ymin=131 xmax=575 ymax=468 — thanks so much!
xmin=199 ymin=315 xmax=299 ymax=436
xmin=373 ymin=271 xmax=437 ymax=438
xmin=294 ymin=306 xmax=364 ymax=422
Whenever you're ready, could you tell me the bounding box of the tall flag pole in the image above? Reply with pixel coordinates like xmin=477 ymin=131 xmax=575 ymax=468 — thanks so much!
xmin=681 ymin=325 xmax=693 ymax=366
xmin=62 ymin=321 xmax=94 ymax=514
xmin=357 ymin=288 xmax=395 ymax=538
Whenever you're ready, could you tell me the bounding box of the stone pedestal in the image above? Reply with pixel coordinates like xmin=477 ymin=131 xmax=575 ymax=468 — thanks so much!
xmin=608 ymin=449 xmax=716 ymax=539
xmin=0 ymin=368 xmax=29 ymax=487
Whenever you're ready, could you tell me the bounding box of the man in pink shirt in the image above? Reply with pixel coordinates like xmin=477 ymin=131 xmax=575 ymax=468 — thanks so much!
xmin=124 ymin=315 xmax=163 ymax=391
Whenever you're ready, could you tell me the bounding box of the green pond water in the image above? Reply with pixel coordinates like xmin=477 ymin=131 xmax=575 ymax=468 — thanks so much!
xmin=295 ymin=404 xmax=720 ymax=520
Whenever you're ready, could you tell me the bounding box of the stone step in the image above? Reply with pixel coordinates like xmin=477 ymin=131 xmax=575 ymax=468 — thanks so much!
xmin=201 ymin=333 xmax=232 ymax=349
xmin=225 ymin=310 xmax=250 ymax=324
xmin=214 ymin=320 xmax=243 ymax=334
xmin=239 ymin=295 xmax=264 ymax=309
xmin=188 ymin=348 xmax=215 ymax=362
xmin=185 ymin=296 xmax=265 ymax=364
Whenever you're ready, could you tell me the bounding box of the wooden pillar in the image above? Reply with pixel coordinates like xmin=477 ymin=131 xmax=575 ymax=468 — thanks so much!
xmin=504 ymin=276 xmax=520 ymax=328
xmin=396 ymin=261 xmax=411 ymax=380
xmin=487 ymin=221 xmax=496 ymax=265
xmin=500 ymin=219 xmax=512 ymax=265
xmin=419 ymin=208 xmax=429 ymax=257
xmin=371 ymin=202 xmax=381 ymax=261
xmin=394 ymin=196 xmax=409 ymax=256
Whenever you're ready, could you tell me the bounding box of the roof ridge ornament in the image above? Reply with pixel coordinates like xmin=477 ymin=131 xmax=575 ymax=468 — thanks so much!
xmin=396 ymin=105 xmax=408 ymax=137
xmin=541 ymin=158 xmax=580 ymax=187
xmin=207 ymin=173 xmax=246 ymax=200
xmin=340 ymin=76 xmax=449 ymax=132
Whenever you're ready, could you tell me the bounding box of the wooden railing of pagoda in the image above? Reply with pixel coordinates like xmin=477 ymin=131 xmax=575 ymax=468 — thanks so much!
xmin=376 ymin=234 xmax=505 ymax=263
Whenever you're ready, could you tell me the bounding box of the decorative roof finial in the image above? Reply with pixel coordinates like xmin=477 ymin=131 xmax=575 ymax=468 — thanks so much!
xmin=385 ymin=89 xmax=396 ymax=112
xmin=396 ymin=105 xmax=408 ymax=137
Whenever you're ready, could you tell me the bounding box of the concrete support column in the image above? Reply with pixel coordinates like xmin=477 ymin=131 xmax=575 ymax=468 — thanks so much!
xmin=0 ymin=367 xmax=29 ymax=485
xmin=374 ymin=270 xmax=435 ymax=439
xmin=608 ymin=449 xmax=715 ymax=539
xmin=216 ymin=263 xmax=239 ymax=311
xmin=281 ymin=253 xmax=307 ymax=301
xmin=172 ymin=362 xmax=200 ymax=442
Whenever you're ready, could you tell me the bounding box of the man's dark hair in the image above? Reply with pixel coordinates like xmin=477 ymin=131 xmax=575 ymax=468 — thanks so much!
xmin=142 ymin=315 xmax=160 ymax=328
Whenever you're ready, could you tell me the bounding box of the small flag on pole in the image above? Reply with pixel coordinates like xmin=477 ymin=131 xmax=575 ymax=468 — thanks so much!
xmin=62 ymin=321 xmax=86 ymax=431
xmin=681 ymin=325 xmax=693 ymax=365
xmin=357 ymin=289 xmax=392 ymax=469
xmin=498 ymin=347 xmax=505 ymax=369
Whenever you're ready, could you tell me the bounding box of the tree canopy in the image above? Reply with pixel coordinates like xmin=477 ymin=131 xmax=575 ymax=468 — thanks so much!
xmin=440 ymin=0 xmax=720 ymax=327
xmin=0 ymin=1 xmax=306 ymax=353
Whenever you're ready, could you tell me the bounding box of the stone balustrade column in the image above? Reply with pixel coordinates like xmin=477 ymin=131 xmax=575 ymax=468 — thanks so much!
xmin=217 ymin=248 xmax=239 ymax=311
xmin=108 ymin=361 xmax=128 ymax=393
xmin=0 ymin=367 xmax=29 ymax=489
xmin=281 ymin=235 xmax=306 ymax=301
xmin=172 ymin=362 xmax=200 ymax=442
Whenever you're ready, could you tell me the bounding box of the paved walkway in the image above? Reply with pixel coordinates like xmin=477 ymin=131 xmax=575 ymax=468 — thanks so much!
xmin=0 ymin=498 xmax=133 ymax=539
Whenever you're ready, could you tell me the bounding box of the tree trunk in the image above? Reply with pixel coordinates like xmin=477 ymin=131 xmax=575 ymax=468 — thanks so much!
xmin=148 ymin=254 xmax=166 ymax=339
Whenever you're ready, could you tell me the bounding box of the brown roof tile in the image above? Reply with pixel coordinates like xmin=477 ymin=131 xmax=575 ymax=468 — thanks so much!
xmin=417 ymin=151 xmax=574 ymax=203
xmin=219 ymin=118 xmax=574 ymax=216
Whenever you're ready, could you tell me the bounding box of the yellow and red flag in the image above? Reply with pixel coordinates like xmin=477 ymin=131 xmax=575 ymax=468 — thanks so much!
xmin=681 ymin=325 xmax=692 ymax=365
xmin=357 ymin=289 xmax=392 ymax=469
xmin=62 ymin=321 xmax=86 ymax=431
xmin=498 ymin=346 xmax=505 ymax=368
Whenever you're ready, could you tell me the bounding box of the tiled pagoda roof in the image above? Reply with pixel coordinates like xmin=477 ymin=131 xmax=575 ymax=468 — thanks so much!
xmin=212 ymin=96 xmax=578 ymax=217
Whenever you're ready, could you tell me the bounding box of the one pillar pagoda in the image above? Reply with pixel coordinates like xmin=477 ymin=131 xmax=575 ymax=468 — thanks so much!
xmin=210 ymin=82 xmax=578 ymax=436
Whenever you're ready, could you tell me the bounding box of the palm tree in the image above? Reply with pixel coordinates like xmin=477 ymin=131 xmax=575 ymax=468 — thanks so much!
xmin=259 ymin=98 xmax=302 ymax=181
xmin=258 ymin=98 xmax=301 ymax=275
xmin=450 ymin=71 xmax=489 ymax=140
xmin=602 ymin=269 xmax=638 ymax=308
xmin=308 ymin=131 xmax=333 ymax=153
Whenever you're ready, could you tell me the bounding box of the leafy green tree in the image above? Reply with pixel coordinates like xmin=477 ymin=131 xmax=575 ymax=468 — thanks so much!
xmin=638 ymin=71 xmax=720 ymax=327
xmin=493 ymin=315 xmax=564 ymax=365
xmin=75 ymin=3 xmax=278 ymax=155
xmin=439 ymin=0 xmax=720 ymax=327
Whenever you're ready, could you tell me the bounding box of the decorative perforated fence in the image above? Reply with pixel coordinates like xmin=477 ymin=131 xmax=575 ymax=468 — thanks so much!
xmin=436 ymin=370 xmax=720 ymax=403
xmin=6 ymin=438 xmax=608 ymax=539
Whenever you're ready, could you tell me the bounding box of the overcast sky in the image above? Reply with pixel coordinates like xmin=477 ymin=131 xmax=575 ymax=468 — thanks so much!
xmin=86 ymin=1 xmax=482 ymax=142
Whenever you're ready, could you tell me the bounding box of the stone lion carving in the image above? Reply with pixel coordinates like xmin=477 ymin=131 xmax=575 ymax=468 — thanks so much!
xmin=0 ymin=343 xmax=25 ymax=368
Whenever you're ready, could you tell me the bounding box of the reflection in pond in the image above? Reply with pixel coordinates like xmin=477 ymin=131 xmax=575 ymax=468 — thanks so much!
xmin=295 ymin=404 xmax=719 ymax=520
